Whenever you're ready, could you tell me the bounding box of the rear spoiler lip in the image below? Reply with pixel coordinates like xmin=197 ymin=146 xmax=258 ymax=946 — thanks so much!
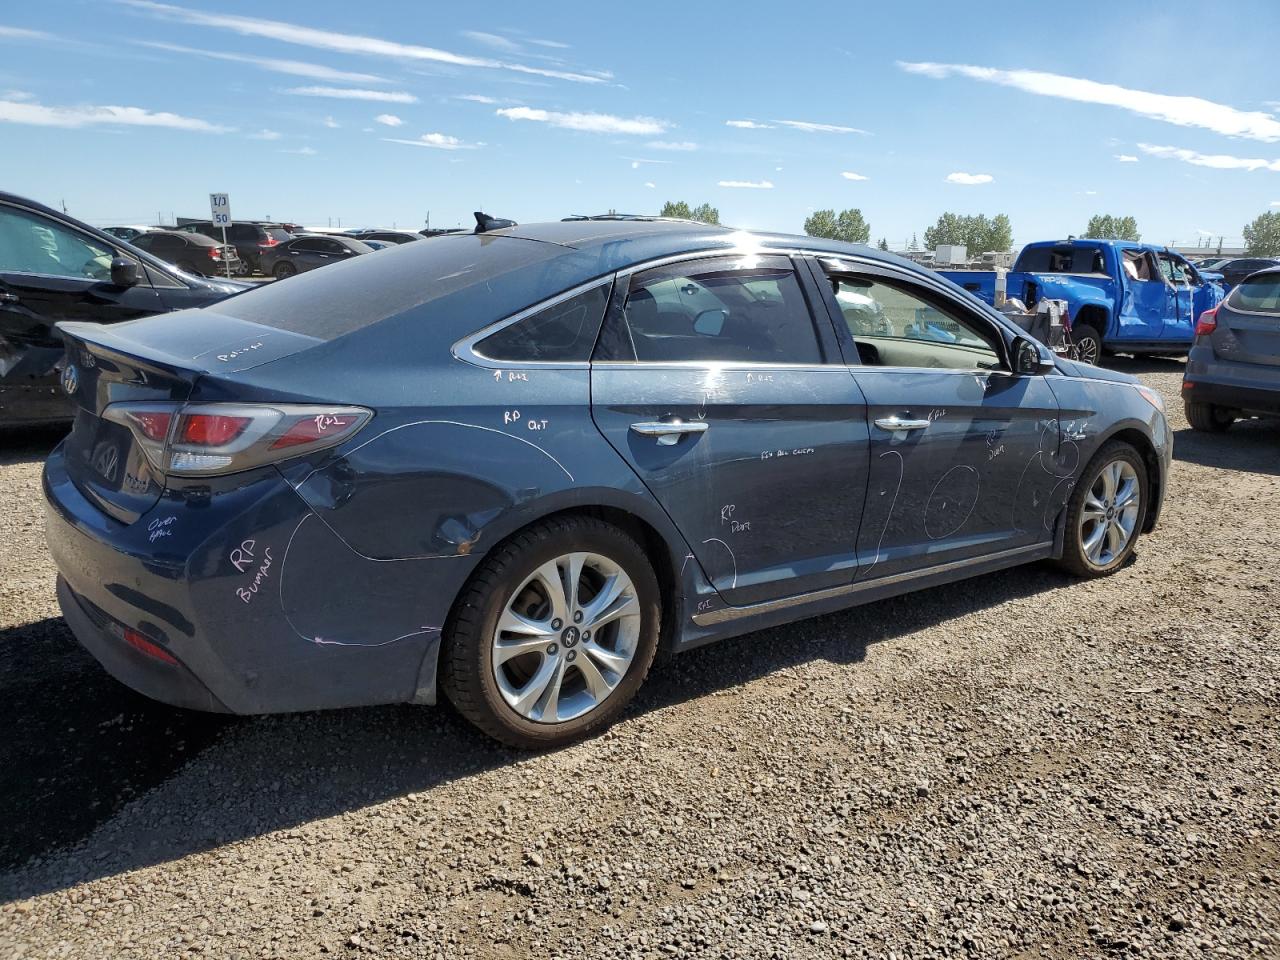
xmin=56 ymin=313 xmax=324 ymax=374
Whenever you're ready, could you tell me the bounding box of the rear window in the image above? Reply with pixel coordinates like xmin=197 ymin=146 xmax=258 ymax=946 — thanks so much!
xmin=206 ymin=234 xmax=575 ymax=341
xmin=1227 ymin=273 xmax=1280 ymax=314
xmin=1014 ymin=246 xmax=1106 ymax=274
xmin=267 ymin=228 xmax=293 ymax=243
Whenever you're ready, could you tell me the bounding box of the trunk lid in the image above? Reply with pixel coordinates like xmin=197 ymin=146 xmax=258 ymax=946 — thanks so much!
xmin=1214 ymin=274 xmax=1280 ymax=367
xmin=56 ymin=312 xmax=322 ymax=523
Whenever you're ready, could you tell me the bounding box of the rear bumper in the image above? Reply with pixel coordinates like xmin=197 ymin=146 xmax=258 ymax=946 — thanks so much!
xmin=43 ymin=441 xmax=446 ymax=715
xmin=1182 ymin=378 xmax=1280 ymax=416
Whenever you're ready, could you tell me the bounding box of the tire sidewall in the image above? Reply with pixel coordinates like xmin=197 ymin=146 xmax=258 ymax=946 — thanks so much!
xmin=1066 ymin=443 xmax=1148 ymax=576
xmin=1074 ymin=326 xmax=1103 ymax=365
xmin=457 ymin=521 xmax=661 ymax=747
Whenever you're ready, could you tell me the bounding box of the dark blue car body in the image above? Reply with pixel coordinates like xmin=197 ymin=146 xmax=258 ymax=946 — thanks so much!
xmin=43 ymin=220 xmax=1172 ymax=742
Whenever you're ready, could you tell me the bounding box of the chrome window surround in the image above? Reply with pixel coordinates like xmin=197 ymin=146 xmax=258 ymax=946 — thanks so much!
xmin=452 ymin=246 xmax=1025 ymax=371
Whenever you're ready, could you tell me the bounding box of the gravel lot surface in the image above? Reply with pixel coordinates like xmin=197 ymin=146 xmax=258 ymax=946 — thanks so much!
xmin=1 ymin=359 xmax=1277 ymax=959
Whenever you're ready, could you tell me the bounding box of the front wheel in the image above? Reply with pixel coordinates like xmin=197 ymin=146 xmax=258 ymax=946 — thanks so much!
xmin=1185 ymin=400 xmax=1234 ymax=432
xmin=1071 ymin=325 xmax=1103 ymax=366
xmin=1057 ymin=441 xmax=1148 ymax=578
xmin=440 ymin=516 xmax=661 ymax=749
xmin=272 ymin=262 xmax=297 ymax=280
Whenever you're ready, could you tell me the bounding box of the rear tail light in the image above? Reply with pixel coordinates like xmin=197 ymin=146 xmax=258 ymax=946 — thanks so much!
xmin=208 ymin=246 xmax=218 ymax=259
xmin=102 ymin=402 xmax=372 ymax=476
xmin=1195 ymin=306 xmax=1218 ymax=336
xmin=260 ymin=236 xmax=279 ymax=248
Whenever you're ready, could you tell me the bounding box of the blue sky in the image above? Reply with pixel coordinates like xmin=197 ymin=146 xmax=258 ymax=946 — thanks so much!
xmin=2 ymin=0 xmax=1280 ymax=248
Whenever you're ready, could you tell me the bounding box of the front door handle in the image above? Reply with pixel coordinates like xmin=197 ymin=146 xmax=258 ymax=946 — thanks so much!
xmin=630 ymin=419 xmax=709 ymax=446
xmin=0 ymin=291 xmax=18 ymax=304
xmin=874 ymin=416 xmax=931 ymax=431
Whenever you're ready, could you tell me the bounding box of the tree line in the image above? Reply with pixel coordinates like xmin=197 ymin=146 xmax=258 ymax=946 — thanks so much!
xmin=656 ymin=199 xmax=1280 ymax=258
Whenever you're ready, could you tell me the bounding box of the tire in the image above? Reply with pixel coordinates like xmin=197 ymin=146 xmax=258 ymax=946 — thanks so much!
xmin=1184 ymin=400 xmax=1234 ymax=432
xmin=1057 ymin=441 xmax=1148 ymax=578
xmin=1071 ymin=325 xmax=1103 ymax=366
xmin=272 ymin=262 xmax=296 ymax=280
xmin=440 ymin=515 xmax=662 ymax=749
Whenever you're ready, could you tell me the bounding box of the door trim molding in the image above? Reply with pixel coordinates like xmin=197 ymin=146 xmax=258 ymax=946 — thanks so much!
xmin=691 ymin=541 xmax=1050 ymax=626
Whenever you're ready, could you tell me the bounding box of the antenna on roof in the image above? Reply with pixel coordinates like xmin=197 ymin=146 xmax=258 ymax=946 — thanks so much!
xmin=474 ymin=211 xmax=516 ymax=233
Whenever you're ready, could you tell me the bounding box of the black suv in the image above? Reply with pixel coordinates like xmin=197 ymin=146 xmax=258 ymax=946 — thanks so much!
xmin=0 ymin=192 xmax=249 ymax=428
xmin=179 ymin=221 xmax=294 ymax=275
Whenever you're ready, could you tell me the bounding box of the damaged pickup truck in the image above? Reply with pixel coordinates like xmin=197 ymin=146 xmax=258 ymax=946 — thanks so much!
xmin=1 ymin=192 xmax=248 ymax=429
xmin=940 ymin=239 xmax=1225 ymax=364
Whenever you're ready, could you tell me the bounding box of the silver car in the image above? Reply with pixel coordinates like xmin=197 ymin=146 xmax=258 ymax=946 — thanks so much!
xmin=1183 ymin=266 xmax=1280 ymax=430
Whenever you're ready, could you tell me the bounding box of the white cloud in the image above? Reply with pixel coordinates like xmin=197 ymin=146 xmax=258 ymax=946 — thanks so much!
xmin=946 ymin=172 xmax=993 ymax=184
xmin=281 ymin=146 xmax=317 ymax=155
xmin=1271 ymin=201 xmax=1280 ymax=207
xmin=1115 ymin=154 xmax=1139 ymax=162
xmin=462 ymin=30 xmax=520 ymax=53
xmin=718 ymin=179 xmax=774 ymax=189
xmin=375 ymin=113 xmax=403 ymax=126
xmin=285 ymin=86 xmax=417 ymax=103
xmin=726 ymin=119 xmax=773 ymax=129
xmin=0 ymin=25 xmax=55 ymax=40
xmin=841 ymin=171 xmax=869 ymax=181
xmin=120 ymin=1 xmax=609 ymax=84
xmin=0 ymin=97 xmax=229 ymax=132
xmin=775 ymin=119 xmax=868 ymax=134
xmin=382 ymin=132 xmax=477 ymax=150
xmin=1137 ymin=142 xmax=1280 ymax=172
xmin=1 ymin=89 xmax=35 ymax=102
xmin=646 ymin=140 xmax=697 ymax=151
xmin=134 ymin=41 xmax=387 ymax=83
xmin=530 ymin=38 xmax=570 ymax=49
xmin=496 ymin=106 xmax=666 ymax=135
xmin=898 ymin=60 xmax=1280 ymax=142
xmin=249 ymin=128 xmax=282 ymax=140
xmin=644 ymin=181 xmax=655 ymax=188
xmin=323 ymin=115 xmax=339 ymax=128
xmin=1083 ymin=189 xmax=1098 ymax=195
xmin=623 ymin=156 xmax=671 ymax=168
xmin=457 ymin=94 xmax=498 ymax=104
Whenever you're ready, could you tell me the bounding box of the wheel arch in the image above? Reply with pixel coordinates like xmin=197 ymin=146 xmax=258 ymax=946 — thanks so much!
xmin=1072 ymin=303 xmax=1110 ymax=337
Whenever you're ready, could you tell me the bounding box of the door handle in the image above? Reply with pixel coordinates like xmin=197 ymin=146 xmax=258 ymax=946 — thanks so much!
xmin=630 ymin=419 xmax=709 ymax=446
xmin=0 ymin=292 xmax=17 ymax=304
xmin=874 ymin=416 xmax=931 ymax=431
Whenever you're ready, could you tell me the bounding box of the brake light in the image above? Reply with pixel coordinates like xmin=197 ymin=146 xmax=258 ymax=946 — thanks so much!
xmin=1195 ymin=306 xmax=1218 ymax=336
xmin=208 ymin=246 xmax=218 ymax=259
xmin=178 ymin=413 xmax=250 ymax=446
xmin=261 ymin=235 xmax=278 ymax=247
xmin=103 ymin=402 xmax=372 ymax=476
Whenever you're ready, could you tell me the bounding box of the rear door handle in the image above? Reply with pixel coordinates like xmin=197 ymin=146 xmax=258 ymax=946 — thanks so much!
xmin=630 ymin=419 xmax=709 ymax=446
xmin=874 ymin=416 xmax=930 ymax=431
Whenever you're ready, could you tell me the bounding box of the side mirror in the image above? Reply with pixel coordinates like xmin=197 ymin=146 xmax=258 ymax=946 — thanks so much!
xmin=110 ymin=257 xmax=139 ymax=287
xmin=1013 ymin=336 xmax=1055 ymax=375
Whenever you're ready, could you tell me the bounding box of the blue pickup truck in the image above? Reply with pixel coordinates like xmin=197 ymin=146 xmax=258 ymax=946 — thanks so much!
xmin=939 ymin=239 xmax=1225 ymax=363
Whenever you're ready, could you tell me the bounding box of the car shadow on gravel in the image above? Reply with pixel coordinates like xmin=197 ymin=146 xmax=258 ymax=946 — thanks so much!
xmin=0 ymin=559 xmax=1079 ymax=903
xmin=1173 ymin=421 xmax=1280 ymax=476
xmin=1102 ymin=356 xmax=1185 ymax=375
xmin=0 ymin=426 xmax=66 ymax=465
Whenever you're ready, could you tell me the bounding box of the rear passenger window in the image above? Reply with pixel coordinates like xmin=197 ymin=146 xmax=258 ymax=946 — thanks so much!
xmin=604 ymin=257 xmax=823 ymax=364
xmin=475 ymin=283 xmax=611 ymax=362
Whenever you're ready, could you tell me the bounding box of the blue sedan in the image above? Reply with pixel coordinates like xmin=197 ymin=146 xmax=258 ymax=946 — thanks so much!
xmin=43 ymin=218 xmax=1171 ymax=748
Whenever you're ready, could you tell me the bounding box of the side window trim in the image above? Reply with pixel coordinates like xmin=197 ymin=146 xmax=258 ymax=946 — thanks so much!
xmin=595 ymin=254 xmax=831 ymax=367
xmin=453 ymin=276 xmax=615 ymax=369
xmin=814 ymin=256 xmax=1013 ymax=372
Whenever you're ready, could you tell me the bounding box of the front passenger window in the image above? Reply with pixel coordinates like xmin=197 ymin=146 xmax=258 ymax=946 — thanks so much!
xmin=830 ymin=276 xmax=1002 ymax=371
xmin=0 ymin=206 xmax=115 ymax=281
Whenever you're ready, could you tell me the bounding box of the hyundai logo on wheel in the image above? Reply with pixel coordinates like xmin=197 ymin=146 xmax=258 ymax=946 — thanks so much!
xmin=60 ymin=363 xmax=78 ymax=396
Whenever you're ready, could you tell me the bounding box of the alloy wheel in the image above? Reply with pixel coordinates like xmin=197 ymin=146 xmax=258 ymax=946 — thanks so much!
xmin=491 ymin=552 xmax=641 ymax=724
xmin=1074 ymin=335 xmax=1099 ymax=365
xmin=1079 ymin=460 xmax=1140 ymax=568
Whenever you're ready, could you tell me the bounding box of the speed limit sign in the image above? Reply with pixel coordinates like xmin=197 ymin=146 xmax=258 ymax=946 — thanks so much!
xmin=209 ymin=192 xmax=232 ymax=227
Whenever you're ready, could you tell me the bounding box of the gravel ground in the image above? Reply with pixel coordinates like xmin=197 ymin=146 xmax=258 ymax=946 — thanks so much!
xmin=1 ymin=359 xmax=1277 ymax=960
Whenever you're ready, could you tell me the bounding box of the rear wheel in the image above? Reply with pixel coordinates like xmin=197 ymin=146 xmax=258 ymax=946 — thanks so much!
xmin=1071 ymin=325 xmax=1103 ymax=366
xmin=440 ymin=516 xmax=661 ymax=749
xmin=1057 ymin=441 xmax=1147 ymax=578
xmin=272 ymin=262 xmax=296 ymax=280
xmin=1185 ymin=400 xmax=1234 ymax=432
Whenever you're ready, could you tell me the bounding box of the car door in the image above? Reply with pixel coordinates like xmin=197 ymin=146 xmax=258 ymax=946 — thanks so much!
xmin=590 ymin=254 xmax=870 ymax=607
xmin=1159 ymin=252 xmax=1197 ymax=340
xmin=0 ymin=201 xmax=163 ymax=421
xmin=810 ymin=257 xmax=1064 ymax=581
xmin=1117 ymin=248 xmax=1168 ymax=341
